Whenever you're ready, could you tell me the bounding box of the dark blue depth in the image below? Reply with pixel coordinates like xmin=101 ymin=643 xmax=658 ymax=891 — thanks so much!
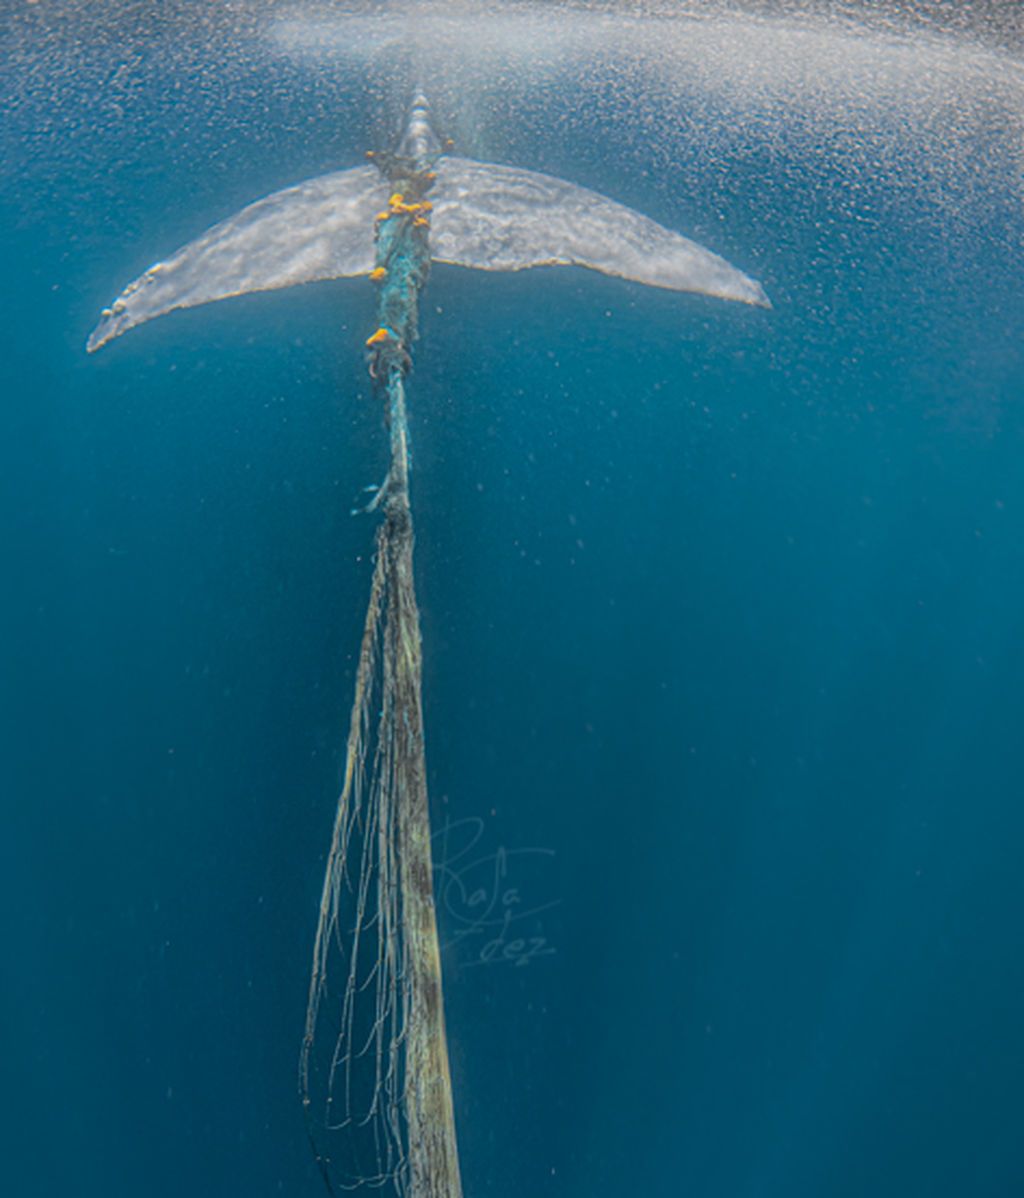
xmin=3 ymin=49 xmax=1024 ymax=1198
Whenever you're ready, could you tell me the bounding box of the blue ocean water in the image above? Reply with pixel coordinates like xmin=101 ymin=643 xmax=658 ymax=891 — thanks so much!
xmin=4 ymin=8 xmax=1024 ymax=1198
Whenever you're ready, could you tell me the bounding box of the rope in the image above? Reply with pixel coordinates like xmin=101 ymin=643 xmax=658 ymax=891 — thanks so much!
xmin=300 ymin=154 xmax=464 ymax=1198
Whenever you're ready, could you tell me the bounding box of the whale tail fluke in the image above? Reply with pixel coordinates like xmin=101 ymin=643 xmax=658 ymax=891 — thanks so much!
xmin=88 ymin=157 xmax=768 ymax=352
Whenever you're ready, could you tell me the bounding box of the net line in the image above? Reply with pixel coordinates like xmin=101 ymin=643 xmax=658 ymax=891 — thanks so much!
xmin=300 ymin=144 xmax=464 ymax=1198
xmin=300 ymin=535 xmax=412 ymax=1193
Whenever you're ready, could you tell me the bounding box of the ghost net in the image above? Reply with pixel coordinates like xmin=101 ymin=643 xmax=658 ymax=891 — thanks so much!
xmin=299 ymin=155 xmax=463 ymax=1198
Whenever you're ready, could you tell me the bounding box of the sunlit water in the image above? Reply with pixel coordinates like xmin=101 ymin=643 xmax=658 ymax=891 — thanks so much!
xmin=4 ymin=4 xmax=1024 ymax=1198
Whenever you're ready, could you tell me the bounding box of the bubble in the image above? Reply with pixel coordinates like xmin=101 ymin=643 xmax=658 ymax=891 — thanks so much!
xmin=4 ymin=3 xmax=1023 ymax=253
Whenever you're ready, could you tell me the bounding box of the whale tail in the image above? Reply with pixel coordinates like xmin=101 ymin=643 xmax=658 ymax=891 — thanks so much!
xmin=88 ymin=155 xmax=768 ymax=351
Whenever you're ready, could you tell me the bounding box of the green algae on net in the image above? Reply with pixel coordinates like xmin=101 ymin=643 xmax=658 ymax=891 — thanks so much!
xmin=87 ymin=95 xmax=768 ymax=1197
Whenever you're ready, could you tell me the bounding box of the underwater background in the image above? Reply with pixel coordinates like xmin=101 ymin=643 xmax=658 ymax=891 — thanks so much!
xmin=4 ymin=3 xmax=1024 ymax=1196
